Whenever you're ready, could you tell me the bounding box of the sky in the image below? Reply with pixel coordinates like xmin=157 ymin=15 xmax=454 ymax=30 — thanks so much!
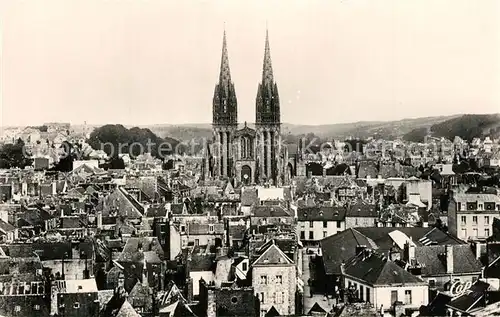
xmin=1 ymin=0 xmax=499 ymax=127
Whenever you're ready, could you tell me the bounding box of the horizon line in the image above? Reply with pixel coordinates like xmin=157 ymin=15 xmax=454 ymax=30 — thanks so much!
xmin=1 ymin=112 xmax=498 ymax=129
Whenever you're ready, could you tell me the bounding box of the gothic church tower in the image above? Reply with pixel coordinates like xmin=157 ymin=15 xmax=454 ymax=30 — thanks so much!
xmin=212 ymin=30 xmax=238 ymax=178
xmin=256 ymin=30 xmax=281 ymax=185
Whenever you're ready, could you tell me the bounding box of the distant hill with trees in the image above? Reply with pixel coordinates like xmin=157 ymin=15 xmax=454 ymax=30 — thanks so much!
xmin=87 ymin=124 xmax=180 ymax=158
xmin=403 ymin=114 xmax=500 ymax=142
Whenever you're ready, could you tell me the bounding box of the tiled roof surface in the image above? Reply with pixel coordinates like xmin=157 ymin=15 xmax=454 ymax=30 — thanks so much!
xmin=344 ymin=251 xmax=425 ymax=286
xmin=415 ymin=245 xmax=482 ymax=276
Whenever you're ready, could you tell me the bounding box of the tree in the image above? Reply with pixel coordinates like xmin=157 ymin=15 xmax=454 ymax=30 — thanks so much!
xmin=0 ymin=139 xmax=33 ymax=169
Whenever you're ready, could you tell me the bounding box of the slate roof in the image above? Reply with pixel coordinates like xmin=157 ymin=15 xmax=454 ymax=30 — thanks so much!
xmin=297 ymin=206 xmax=346 ymax=221
xmin=415 ymin=245 xmax=482 ymax=276
xmin=0 ymin=219 xmax=15 ymax=233
xmin=344 ymin=251 xmax=425 ymax=286
xmin=320 ymin=229 xmax=378 ymax=275
xmin=354 ymin=227 xmax=464 ymax=252
xmin=253 ymin=243 xmax=293 ymax=266
xmin=118 ymin=237 xmax=164 ymax=263
xmin=346 ymin=203 xmax=377 ymax=218
xmin=252 ymin=205 xmax=291 ymax=218
xmin=128 ymin=283 xmax=152 ymax=311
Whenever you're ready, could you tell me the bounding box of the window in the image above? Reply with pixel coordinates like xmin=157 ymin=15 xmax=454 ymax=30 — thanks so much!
xmin=323 ymin=221 xmax=328 ymax=228
xmin=309 ymin=231 xmax=314 ymax=240
xmin=355 ymin=218 xmax=358 ymax=226
xmin=260 ymin=309 xmax=267 ymax=317
xmin=74 ymin=302 xmax=80 ymax=309
xmin=242 ymin=262 xmax=247 ymax=271
xmin=405 ymin=290 xmax=412 ymax=305
xmin=309 ymin=221 xmax=314 ymax=228
xmin=34 ymin=305 xmax=40 ymax=311
xmin=300 ymin=231 xmax=305 ymax=240
xmin=462 ymin=228 xmax=467 ymax=238
xmin=337 ymin=221 xmax=342 ymax=228
xmin=231 ymin=296 xmax=238 ymax=304
xmin=259 ymin=292 xmax=265 ymax=303
xmin=14 ymin=306 xmax=20 ymax=312
xmin=457 ymin=202 xmax=462 ymax=211
xmin=485 ymin=202 xmax=495 ymax=211
xmin=323 ymin=231 xmax=327 ymax=238
xmin=485 ymin=229 xmax=490 ymax=237
xmin=360 ymin=285 xmax=364 ymax=301
xmin=366 ymin=288 xmax=370 ymax=303
xmin=276 ymin=275 xmax=282 ymax=284
xmin=485 ymin=216 xmax=490 ymax=225
xmin=467 ymin=202 xmax=478 ymax=211
xmin=391 ymin=290 xmax=398 ymax=304
xmin=473 ymin=216 xmax=478 ymax=225
xmin=473 ymin=228 xmax=478 ymax=237
xmin=260 ymin=275 xmax=267 ymax=285
xmin=275 ymin=291 xmax=283 ymax=304
xmin=180 ymin=225 xmax=186 ymax=233
xmin=209 ymin=224 xmax=214 ymax=233
xmin=461 ymin=216 xmax=467 ymax=225
xmin=194 ymin=239 xmax=199 ymax=246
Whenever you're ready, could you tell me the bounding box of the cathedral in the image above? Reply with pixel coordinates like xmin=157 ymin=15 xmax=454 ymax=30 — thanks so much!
xmin=203 ymin=29 xmax=290 ymax=186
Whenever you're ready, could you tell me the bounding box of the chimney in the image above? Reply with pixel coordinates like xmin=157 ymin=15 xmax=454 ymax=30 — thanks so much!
xmin=207 ymin=288 xmax=217 ymax=317
xmin=404 ymin=242 xmax=415 ymax=264
xmin=96 ymin=211 xmax=102 ymax=229
xmin=138 ymin=242 xmax=143 ymax=253
xmin=446 ymin=245 xmax=454 ymax=274
xmin=475 ymin=242 xmax=482 ymax=260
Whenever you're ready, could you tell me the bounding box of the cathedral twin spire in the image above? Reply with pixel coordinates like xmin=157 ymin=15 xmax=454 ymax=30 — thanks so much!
xmin=213 ymin=28 xmax=280 ymax=126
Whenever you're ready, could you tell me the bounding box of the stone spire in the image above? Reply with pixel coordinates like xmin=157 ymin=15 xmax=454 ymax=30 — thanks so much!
xmin=219 ymin=28 xmax=231 ymax=88
xmin=213 ymin=28 xmax=237 ymax=126
xmin=262 ymin=28 xmax=274 ymax=87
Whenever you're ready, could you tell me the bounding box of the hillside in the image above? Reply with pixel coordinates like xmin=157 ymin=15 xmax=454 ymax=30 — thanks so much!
xmin=404 ymin=114 xmax=500 ymax=142
xmin=144 ymin=115 xmax=460 ymax=142
xmin=87 ymin=124 xmax=180 ymax=158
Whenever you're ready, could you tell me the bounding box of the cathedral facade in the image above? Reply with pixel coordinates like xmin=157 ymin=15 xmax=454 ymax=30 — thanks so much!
xmin=203 ymin=30 xmax=289 ymax=186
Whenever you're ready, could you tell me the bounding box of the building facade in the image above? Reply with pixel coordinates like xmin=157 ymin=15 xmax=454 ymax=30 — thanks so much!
xmin=448 ymin=192 xmax=500 ymax=241
xmin=203 ymin=30 xmax=288 ymax=186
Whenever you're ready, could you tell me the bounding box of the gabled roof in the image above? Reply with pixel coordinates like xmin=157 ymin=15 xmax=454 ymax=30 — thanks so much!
xmin=265 ymin=306 xmax=280 ymax=317
xmin=297 ymin=206 xmax=346 ymax=221
xmin=115 ymin=298 xmax=141 ymax=317
xmin=253 ymin=243 xmax=293 ymax=266
xmin=159 ymin=300 xmax=198 ymax=317
xmin=161 ymin=282 xmax=188 ymax=306
xmin=344 ymin=251 xmax=425 ymax=286
xmin=320 ymin=229 xmax=378 ymax=275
